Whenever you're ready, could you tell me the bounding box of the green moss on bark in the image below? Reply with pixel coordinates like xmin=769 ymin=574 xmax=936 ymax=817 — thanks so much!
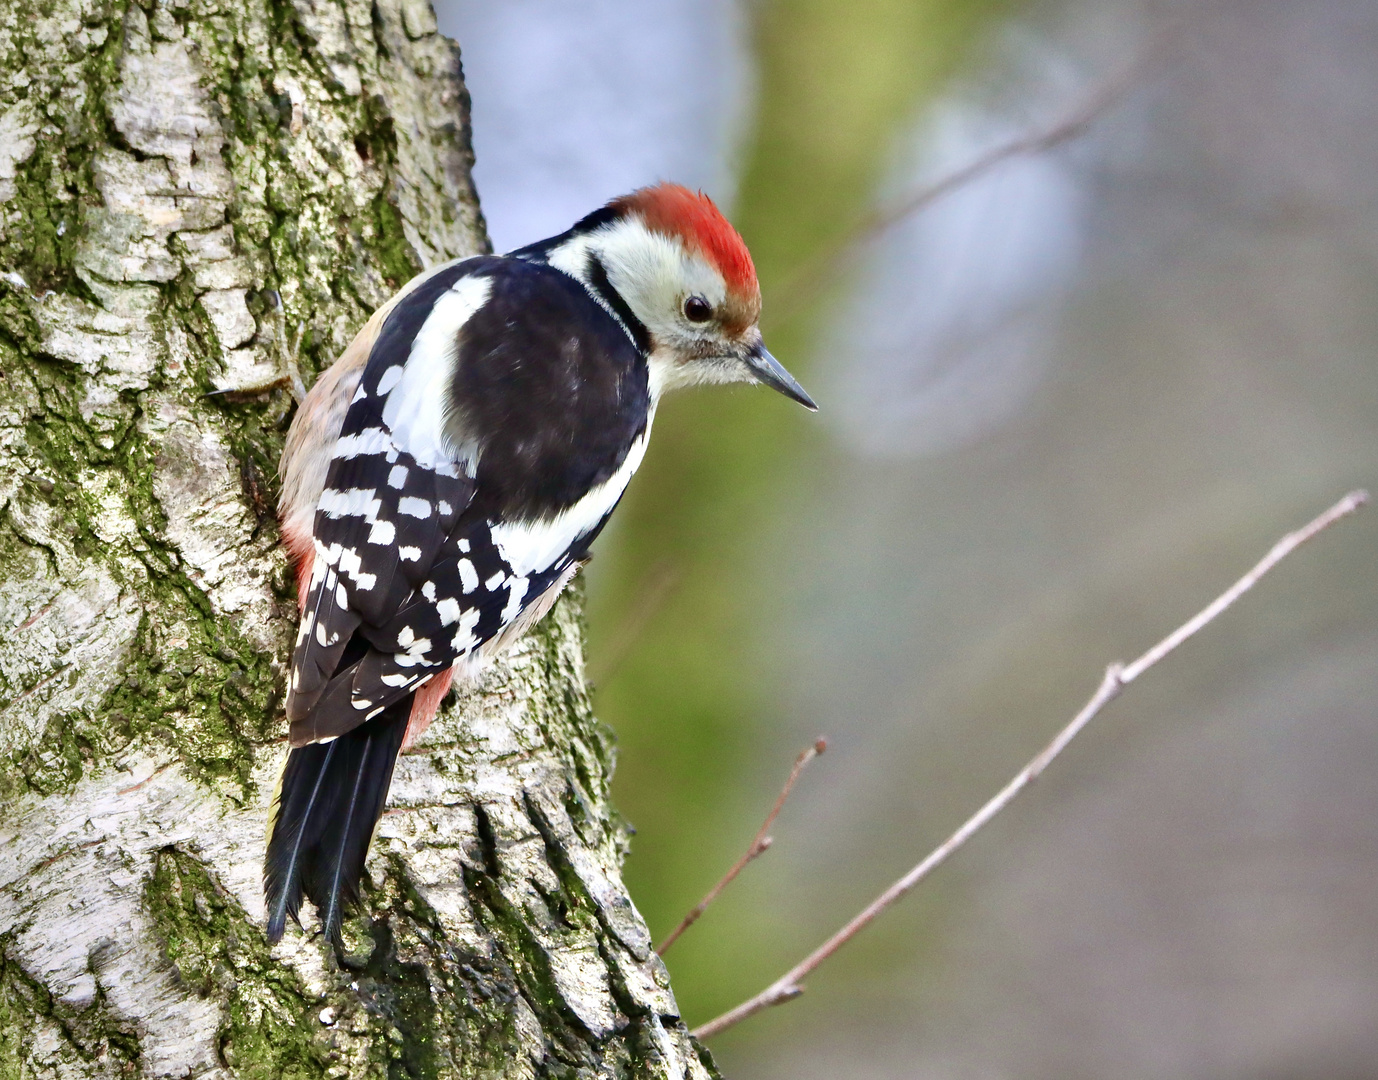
xmin=146 ymin=847 xmax=331 ymax=1079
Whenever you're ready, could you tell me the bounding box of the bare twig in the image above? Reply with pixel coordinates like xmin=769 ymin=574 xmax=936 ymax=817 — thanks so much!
xmin=693 ymin=490 xmax=1370 ymax=1040
xmin=768 ymin=35 xmax=1170 ymax=323
xmin=658 ymin=738 xmax=828 ymax=956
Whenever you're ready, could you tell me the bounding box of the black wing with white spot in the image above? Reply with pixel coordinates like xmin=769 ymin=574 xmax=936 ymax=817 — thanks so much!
xmin=285 ymin=256 xmax=652 ymax=746
xmin=284 ymin=270 xmax=479 ymax=730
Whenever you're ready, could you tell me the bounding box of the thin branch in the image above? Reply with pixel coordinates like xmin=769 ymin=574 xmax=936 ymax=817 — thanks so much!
xmin=768 ymin=34 xmax=1171 ymax=323
xmin=693 ymin=490 xmax=1370 ymax=1041
xmin=658 ymin=738 xmax=828 ymax=956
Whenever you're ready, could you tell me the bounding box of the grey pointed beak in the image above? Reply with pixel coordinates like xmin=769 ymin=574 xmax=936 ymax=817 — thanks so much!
xmin=746 ymin=345 xmax=818 ymax=411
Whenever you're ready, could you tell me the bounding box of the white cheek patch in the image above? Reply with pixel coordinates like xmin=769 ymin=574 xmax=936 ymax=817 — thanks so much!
xmin=596 ymin=221 xmax=726 ymax=331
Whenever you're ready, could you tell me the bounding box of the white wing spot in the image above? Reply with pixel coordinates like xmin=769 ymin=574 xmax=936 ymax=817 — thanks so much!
xmin=399 ymin=545 xmax=422 ymax=562
xmin=501 ymin=576 xmax=529 ymax=623
xmin=332 ymin=428 xmax=390 ymax=460
xmin=458 ymin=558 xmax=478 ymax=594
xmin=450 ymin=608 xmax=481 ymax=654
xmin=319 ymin=488 xmax=381 ymax=519
xmin=336 ymin=547 xmax=376 ymax=590
xmin=436 ymin=597 xmax=462 ymax=626
xmin=394 ymin=637 xmax=433 ymax=667
xmin=422 ymin=581 xmax=437 ymax=601
xmin=367 ymin=520 xmax=396 ymax=545
xmin=398 ymin=496 xmax=432 ymax=519
xmin=388 ymin=464 xmax=409 ymax=489
xmin=485 ymin=570 xmax=506 ymax=591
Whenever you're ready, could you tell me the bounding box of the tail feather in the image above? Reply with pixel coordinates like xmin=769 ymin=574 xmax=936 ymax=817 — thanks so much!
xmin=264 ymin=700 xmax=409 ymax=944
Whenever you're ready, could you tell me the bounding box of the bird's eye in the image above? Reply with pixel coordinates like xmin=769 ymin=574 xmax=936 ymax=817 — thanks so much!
xmin=683 ymin=295 xmax=713 ymax=323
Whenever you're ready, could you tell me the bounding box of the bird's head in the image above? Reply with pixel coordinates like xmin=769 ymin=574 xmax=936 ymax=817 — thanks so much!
xmin=548 ymin=183 xmax=816 ymax=410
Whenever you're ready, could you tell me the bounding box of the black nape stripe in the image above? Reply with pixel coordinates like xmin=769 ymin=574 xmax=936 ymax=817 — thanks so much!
xmin=570 ymin=205 xmax=621 ymax=235
xmin=509 ymin=206 xmax=623 ymax=264
xmin=585 ymin=254 xmax=652 ymax=355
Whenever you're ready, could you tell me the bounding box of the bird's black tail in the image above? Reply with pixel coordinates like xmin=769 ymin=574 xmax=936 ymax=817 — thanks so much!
xmin=263 ymin=700 xmax=409 ymax=944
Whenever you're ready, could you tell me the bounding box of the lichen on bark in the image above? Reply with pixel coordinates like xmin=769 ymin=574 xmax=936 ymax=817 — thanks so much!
xmin=0 ymin=1 xmax=716 ymax=1076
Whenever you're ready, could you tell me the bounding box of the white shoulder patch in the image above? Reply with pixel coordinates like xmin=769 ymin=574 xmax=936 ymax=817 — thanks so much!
xmin=382 ymin=274 xmax=493 ymax=468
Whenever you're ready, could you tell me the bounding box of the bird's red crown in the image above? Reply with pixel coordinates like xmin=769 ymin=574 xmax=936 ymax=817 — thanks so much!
xmin=612 ymin=183 xmax=758 ymax=300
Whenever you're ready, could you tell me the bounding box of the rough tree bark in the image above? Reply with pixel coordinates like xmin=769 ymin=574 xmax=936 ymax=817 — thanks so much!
xmin=0 ymin=2 xmax=715 ymax=1077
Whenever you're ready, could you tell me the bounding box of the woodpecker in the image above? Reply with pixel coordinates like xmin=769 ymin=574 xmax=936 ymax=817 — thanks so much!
xmin=263 ymin=183 xmax=815 ymax=944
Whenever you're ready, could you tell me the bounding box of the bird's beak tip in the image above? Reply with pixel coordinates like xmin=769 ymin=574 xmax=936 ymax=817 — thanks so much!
xmin=748 ymin=346 xmax=818 ymax=412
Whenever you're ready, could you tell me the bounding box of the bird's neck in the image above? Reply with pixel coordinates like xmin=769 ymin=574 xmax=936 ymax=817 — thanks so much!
xmin=518 ymin=229 xmax=654 ymax=357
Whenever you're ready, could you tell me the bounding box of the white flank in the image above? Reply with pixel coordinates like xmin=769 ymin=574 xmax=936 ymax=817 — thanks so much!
xmin=489 ymin=420 xmax=653 ymax=577
xmin=384 ymin=274 xmax=493 ymax=467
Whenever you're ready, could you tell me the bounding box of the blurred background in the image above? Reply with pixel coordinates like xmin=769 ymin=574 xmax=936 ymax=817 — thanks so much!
xmin=433 ymin=1 xmax=1378 ymax=1076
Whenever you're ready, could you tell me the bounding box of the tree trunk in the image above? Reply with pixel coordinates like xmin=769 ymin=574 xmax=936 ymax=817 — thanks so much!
xmin=0 ymin=2 xmax=715 ymax=1076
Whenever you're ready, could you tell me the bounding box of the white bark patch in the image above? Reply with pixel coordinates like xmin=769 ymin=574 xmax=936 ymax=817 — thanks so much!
xmin=290 ymin=0 xmax=364 ymax=97
xmin=181 ymin=225 xmax=254 ymax=291
xmin=0 ymin=98 xmax=39 ymax=204
xmin=34 ymin=291 xmax=163 ymax=388
xmin=0 ymin=556 xmax=141 ymax=763
xmin=108 ymin=35 xmax=227 ymax=167
xmin=151 ymin=417 xmax=281 ymax=653
xmin=0 ymin=749 xmax=275 ymax=1079
xmin=199 ymin=289 xmax=257 ymax=351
